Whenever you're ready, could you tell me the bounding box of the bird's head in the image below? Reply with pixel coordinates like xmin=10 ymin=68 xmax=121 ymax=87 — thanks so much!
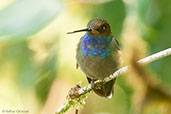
xmin=67 ymin=18 xmax=112 ymax=37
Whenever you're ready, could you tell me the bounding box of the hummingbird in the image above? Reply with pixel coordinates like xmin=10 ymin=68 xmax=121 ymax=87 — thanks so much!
xmin=68 ymin=18 xmax=120 ymax=98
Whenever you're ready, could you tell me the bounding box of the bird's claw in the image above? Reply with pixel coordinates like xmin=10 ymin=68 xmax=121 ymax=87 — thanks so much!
xmin=90 ymin=80 xmax=103 ymax=90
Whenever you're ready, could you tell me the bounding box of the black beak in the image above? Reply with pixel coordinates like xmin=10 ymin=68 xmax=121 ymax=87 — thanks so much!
xmin=67 ymin=28 xmax=91 ymax=34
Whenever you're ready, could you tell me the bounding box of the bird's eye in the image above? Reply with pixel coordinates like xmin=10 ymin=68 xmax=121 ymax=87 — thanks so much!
xmin=97 ymin=25 xmax=105 ymax=32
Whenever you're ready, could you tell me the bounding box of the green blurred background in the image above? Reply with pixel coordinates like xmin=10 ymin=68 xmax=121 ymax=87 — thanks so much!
xmin=0 ymin=0 xmax=170 ymax=114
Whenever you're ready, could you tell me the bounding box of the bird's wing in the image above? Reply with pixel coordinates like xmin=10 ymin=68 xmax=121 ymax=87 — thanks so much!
xmin=76 ymin=63 xmax=79 ymax=69
xmin=110 ymin=37 xmax=123 ymax=67
xmin=112 ymin=37 xmax=120 ymax=51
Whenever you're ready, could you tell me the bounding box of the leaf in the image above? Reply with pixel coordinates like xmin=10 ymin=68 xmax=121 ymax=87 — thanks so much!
xmin=0 ymin=0 xmax=62 ymax=40
xmin=137 ymin=0 xmax=171 ymax=85
xmin=78 ymin=0 xmax=113 ymax=4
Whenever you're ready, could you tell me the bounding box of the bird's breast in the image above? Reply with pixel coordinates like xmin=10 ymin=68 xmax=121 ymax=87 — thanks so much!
xmin=76 ymin=33 xmax=118 ymax=80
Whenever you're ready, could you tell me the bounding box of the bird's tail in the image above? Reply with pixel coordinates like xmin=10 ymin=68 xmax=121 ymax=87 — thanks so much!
xmin=87 ymin=78 xmax=115 ymax=98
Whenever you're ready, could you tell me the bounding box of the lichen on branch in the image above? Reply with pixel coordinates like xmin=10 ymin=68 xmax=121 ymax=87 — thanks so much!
xmin=56 ymin=48 xmax=171 ymax=114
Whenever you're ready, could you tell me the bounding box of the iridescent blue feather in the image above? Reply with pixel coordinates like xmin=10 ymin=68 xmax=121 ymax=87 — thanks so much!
xmin=81 ymin=33 xmax=111 ymax=59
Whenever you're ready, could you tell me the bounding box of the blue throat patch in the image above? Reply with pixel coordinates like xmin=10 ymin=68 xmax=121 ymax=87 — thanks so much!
xmin=81 ymin=33 xmax=111 ymax=59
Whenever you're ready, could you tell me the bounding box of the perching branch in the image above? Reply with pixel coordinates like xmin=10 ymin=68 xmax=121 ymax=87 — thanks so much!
xmin=56 ymin=48 xmax=171 ymax=114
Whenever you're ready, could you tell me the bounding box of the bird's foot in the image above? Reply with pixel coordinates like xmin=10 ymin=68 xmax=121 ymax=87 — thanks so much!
xmin=90 ymin=80 xmax=103 ymax=90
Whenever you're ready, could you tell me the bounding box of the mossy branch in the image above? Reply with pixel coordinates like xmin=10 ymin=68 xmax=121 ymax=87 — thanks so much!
xmin=56 ymin=48 xmax=171 ymax=114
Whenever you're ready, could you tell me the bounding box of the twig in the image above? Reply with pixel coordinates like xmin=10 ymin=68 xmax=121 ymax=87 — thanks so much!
xmin=56 ymin=48 xmax=171 ymax=114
